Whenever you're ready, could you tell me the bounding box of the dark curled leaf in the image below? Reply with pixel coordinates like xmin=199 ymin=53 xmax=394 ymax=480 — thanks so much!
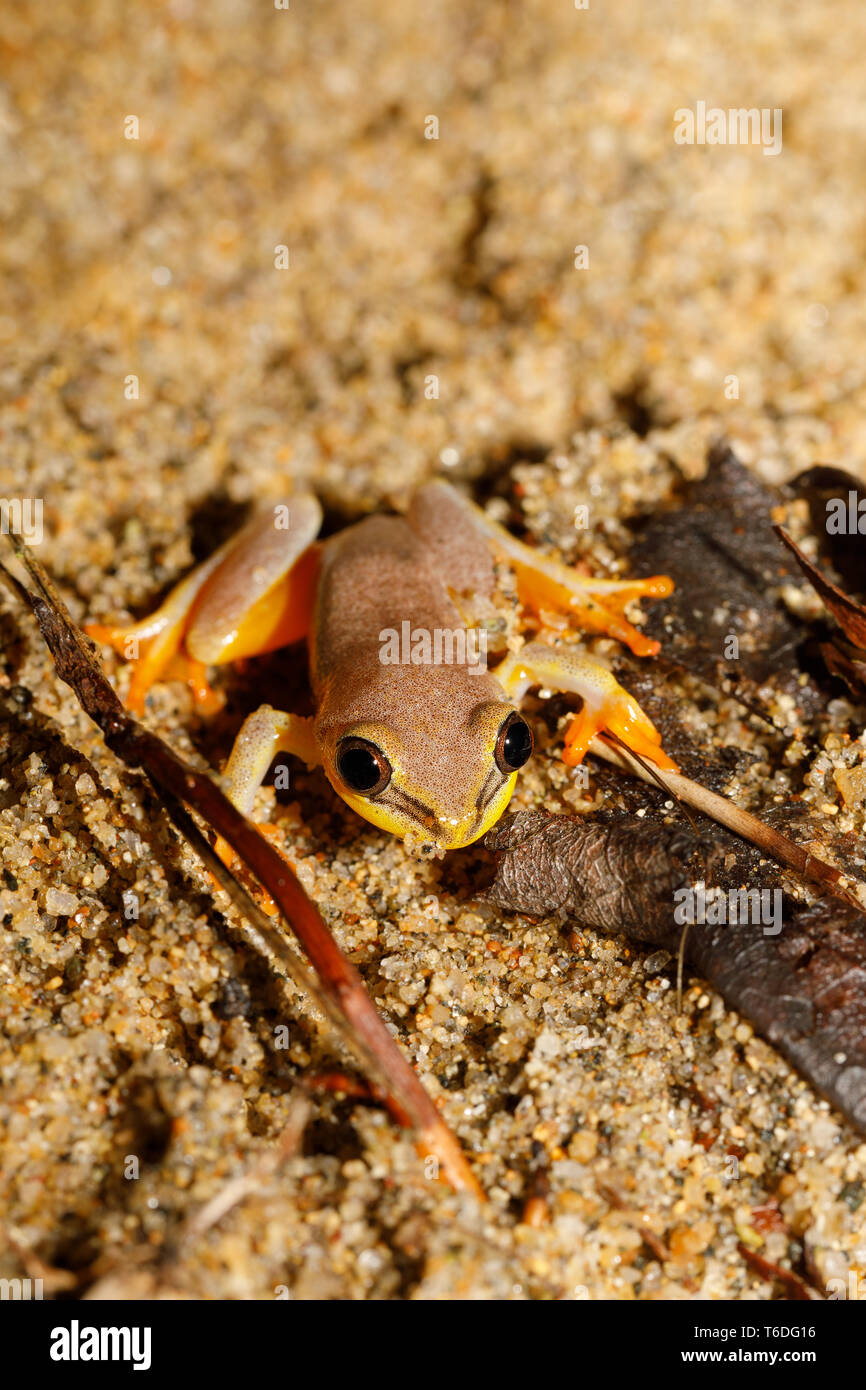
xmin=821 ymin=641 xmax=866 ymax=698
xmin=773 ymin=524 xmax=866 ymax=699
xmin=629 ymin=440 xmax=822 ymax=717
xmin=687 ymin=899 xmax=866 ymax=1132
xmin=486 ymin=809 xmax=866 ymax=1135
xmin=485 ymin=809 xmax=722 ymax=942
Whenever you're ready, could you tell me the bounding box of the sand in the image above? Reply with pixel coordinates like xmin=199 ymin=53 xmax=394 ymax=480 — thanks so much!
xmin=1 ymin=0 xmax=865 ymax=1299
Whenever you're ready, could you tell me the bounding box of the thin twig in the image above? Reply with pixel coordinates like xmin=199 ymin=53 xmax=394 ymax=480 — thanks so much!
xmin=590 ymin=736 xmax=866 ymax=911
xmin=737 ymin=1243 xmax=821 ymax=1302
xmin=0 ymin=535 xmax=483 ymax=1199
xmin=676 ymin=921 xmax=690 ymax=1015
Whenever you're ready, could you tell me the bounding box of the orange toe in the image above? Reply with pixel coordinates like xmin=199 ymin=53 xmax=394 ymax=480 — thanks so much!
xmin=599 ymin=617 xmax=661 ymax=659
xmin=603 ymin=700 xmax=680 ymax=772
xmin=208 ymin=823 xmax=287 ymax=918
xmin=513 ymin=563 xmax=668 ymax=658
xmin=562 ymin=708 xmax=603 ymax=765
xmin=166 ymin=655 xmax=224 ymax=715
xmin=84 ymin=621 xmax=127 ymax=654
xmin=563 ymin=698 xmax=680 ymax=773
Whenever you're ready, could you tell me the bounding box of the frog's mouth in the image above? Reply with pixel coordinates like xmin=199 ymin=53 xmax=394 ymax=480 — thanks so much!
xmin=395 ymin=772 xmax=518 ymax=856
xmin=331 ymin=766 xmax=518 ymax=855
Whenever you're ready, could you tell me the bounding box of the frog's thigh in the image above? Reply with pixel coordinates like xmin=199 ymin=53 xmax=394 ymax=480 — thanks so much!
xmin=186 ymin=496 xmax=322 ymax=665
xmin=221 ymin=706 xmax=319 ymax=818
xmin=405 ymin=481 xmax=497 ymax=602
xmin=497 ymin=641 xmax=679 ymax=772
xmin=86 ymin=497 xmax=322 ymax=712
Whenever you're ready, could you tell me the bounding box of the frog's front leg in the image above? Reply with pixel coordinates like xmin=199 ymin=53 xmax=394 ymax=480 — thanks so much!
xmin=497 ymin=641 xmax=679 ymax=772
xmin=221 ymin=706 xmax=319 ymax=816
xmin=213 ymin=706 xmax=319 ymax=867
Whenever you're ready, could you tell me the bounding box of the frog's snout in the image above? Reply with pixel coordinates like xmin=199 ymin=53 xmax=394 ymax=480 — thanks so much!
xmin=401 ymin=786 xmax=515 ymax=857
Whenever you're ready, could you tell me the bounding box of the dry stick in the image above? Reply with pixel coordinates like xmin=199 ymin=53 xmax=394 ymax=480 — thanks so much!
xmin=0 ymin=539 xmax=482 ymax=1199
xmin=589 ymin=737 xmax=866 ymax=912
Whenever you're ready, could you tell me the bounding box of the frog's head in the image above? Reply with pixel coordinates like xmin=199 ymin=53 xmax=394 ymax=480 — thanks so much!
xmin=319 ymin=696 xmax=533 ymax=856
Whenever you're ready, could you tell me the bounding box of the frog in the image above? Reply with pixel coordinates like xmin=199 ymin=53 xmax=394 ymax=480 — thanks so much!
xmin=86 ymin=480 xmax=677 ymax=858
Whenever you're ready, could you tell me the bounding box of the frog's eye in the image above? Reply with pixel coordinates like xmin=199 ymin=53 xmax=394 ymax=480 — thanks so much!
xmin=336 ymin=737 xmax=392 ymax=795
xmin=494 ymin=712 xmax=533 ymax=773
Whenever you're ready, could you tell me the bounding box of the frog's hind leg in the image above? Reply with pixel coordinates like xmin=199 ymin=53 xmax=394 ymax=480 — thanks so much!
xmin=435 ymin=482 xmax=672 ymax=656
xmin=497 ymin=641 xmax=679 ymax=772
xmin=85 ymin=549 xmax=231 ymax=714
xmin=86 ymin=497 xmax=322 ymax=713
xmin=184 ymin=497 xmax=322 ymax=667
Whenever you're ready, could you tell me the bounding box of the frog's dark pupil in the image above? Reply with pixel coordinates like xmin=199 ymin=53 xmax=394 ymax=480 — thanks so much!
xmin=502 ymin=717 xmax=533 ymax=769
xmin=338 ymin=746 xmax=383 ymax=792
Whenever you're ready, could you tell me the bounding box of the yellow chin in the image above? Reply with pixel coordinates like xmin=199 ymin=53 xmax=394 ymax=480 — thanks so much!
xmin=331 ymin=773 xmax=518 ymax=853
xmin=449 ymin=775 xmax=518 ymax=848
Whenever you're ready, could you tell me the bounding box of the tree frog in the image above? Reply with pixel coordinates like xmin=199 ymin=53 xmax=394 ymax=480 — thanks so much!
xmin=86 ymin=482 xmax=676 ymax=857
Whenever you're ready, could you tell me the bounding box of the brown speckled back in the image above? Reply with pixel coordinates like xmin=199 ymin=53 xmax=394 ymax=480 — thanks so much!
xmin=310 ymin=504 xmax=510 ymax=831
